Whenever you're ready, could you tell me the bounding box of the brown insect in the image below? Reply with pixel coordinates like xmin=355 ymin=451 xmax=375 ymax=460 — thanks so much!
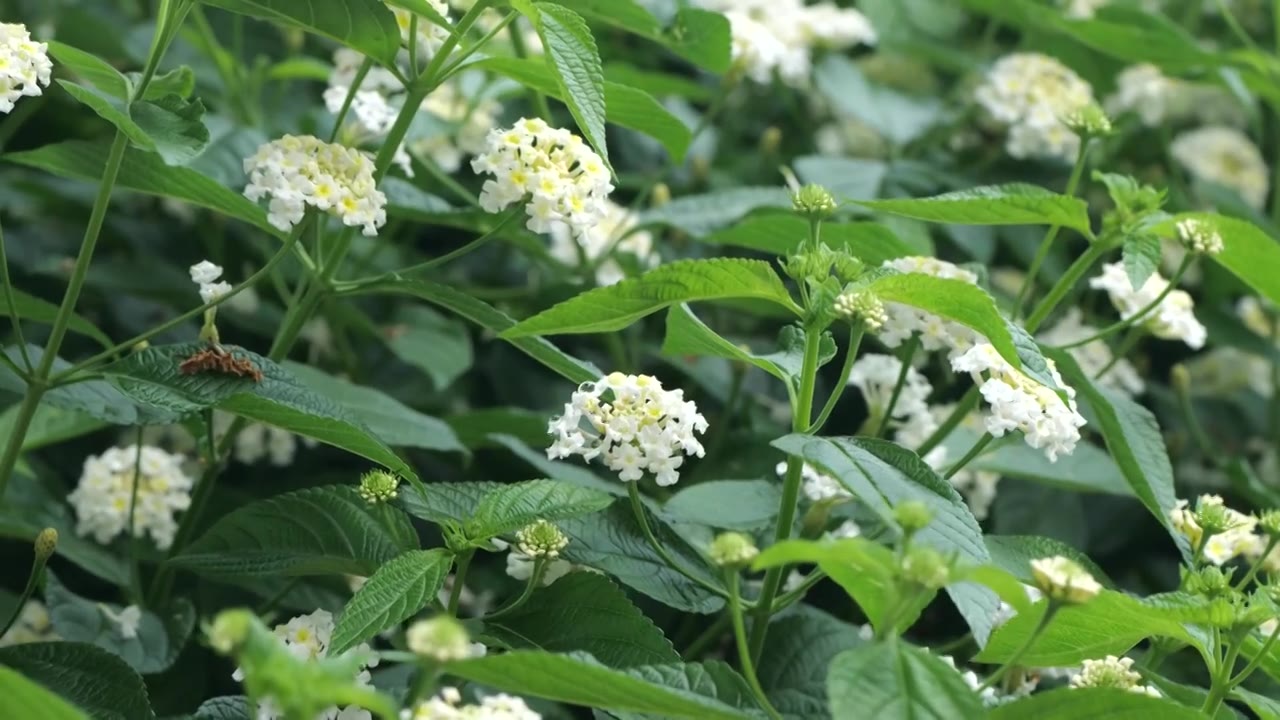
xmin=178 ymin=345 xmax=264 ymax=383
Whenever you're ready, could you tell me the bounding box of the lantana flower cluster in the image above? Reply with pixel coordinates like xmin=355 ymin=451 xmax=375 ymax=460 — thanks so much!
xmin=1069 ymin=656 xmax=1161 ymax=697
xmin=68 ymin=444 xmax=194 ymax=550
xmin=547 ymin=200 xmax=658 ymax=287
xmin=471 ymin=118 xmax=614 ymax=240
xmin=975 ymin=52 xmax=1096 ymax=161
xmin=414 ymin=81 xmax=503 ymax=173
xmin=700 ymin=0 xmax=877 ymax=86
xmin=547 ymin=372 xmax=708 ymax=487
xmin=388 ymin=0 xmax=450 ymax=61
xmin=233 ymin=609 xmax=377 ymax=720
xmin=1171 ymin=126 xmax=1269 ymax=209
xmin=1089 ymin=262 xmax=1207 ymax=349
xmin=405 ymin=687 xmax=541 ymax=720
xmin=0 ymin=22 xmax=51 ymax=114
xmin=244 ymin=135 xmax=387 ymax=236
xmin=1170 ymin=494 xmax=1261 ymax=566
xmin=776 ymin=460 xmax=851 ymax=504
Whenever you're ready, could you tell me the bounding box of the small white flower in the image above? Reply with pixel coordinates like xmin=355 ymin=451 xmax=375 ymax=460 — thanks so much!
xmin=547 ymin=372 xmax=708 ymax=486
xmin=403 ymin=688 xmax=541 ymax=720
xmin=1169 ymin=494 xmax=1257 ymax=565
xmin=777 ymin=460 xmax=851 ymax=503
xmin=243 ymin=135 xmax=387 ymax=236
xmin=101 ymin=605 xmax=142 ymax=640
xmin=975 ymin=53 xmax=1095 ymax=162
xmin=1089 ymin=262 xmax=1206 ymax=349
xmin=847 ymin=354 xmax=933 ymax=426
xmin=1171 ymin=126 xmax=1269 ymax=209
xmin=404 ymin=616 xmax=474 ymax=662
xmin=1105 ymin=64 xmax=1180 ymax=127
xmin=547 ymin=200 xmax=658 ymax=286
xmin=0 ymin=23 xmax=52 ymax=114
xmin=701 ymin=0 xmax=875 ymax=86
xmin=68 ymin=445 xmax=194 ymax=550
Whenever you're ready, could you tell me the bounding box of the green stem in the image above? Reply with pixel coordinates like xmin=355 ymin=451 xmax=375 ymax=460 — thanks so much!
xmin=412 ymin=152 xmax=481 ymax=207
xmin=327 ymin=55 xmax=376 ymax=143
xmin=1230 ymin=622 xmax=1280 ymax=685
xmin=508 ymin=21 xmax=552 ymax=119
xmin=485 ymin=559 xmax=546 ymax=619
xmin=748 ymin=325 xmax=824 ymax=661
xmin=874 ymin=336 xmax=920 ymax=438
xmin=0 ymin=534 xmax=52 ymax=639
xmin=773 ymin=569 xmax=827 ymax=612
xmin=254 ymin=577 xmax=301 ymax=617
xmin=727 ymin=573 xmax=783 ymax=720
xmin=1203 ymin=640 xmax=1244 ymax=715
xmin=1094 ymin=327 xmax=1141 ymax=380
xmin=1235 ymin=537 xmax=1278 ymax=590
xmin=682 ymin=614 xmax=731 ymax=658
xmin=1013 ymin=142 xmax=1091 ymax=318
xmin=0 ymin=222 xmax=32 ymax=372
xmin=811 ymin=325 xmax=864 ymax=433
xmin=447 ymin=549 xmax=476 ymax=616
xmin=944 ymin=432 xmax=994 ymax=480
xmin=916 ymin=385 xmax=981 ymax=457
xmin=376 ymin=206 xmax=520 ymax=278
xmin=976 ymin=603 xmax=1059 ymax=692
xmin=626 ymin=483 xmax=730 ymax=599
xmin=1024 ymin=242 xmax=1110 ymax=333
xmin=1053 ymin=255 xmax=1194 ymax=350
xmin=127 ymin=426 xmax=146 ymax=605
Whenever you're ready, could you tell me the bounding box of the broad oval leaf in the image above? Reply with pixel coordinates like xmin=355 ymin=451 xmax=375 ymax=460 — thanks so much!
xmin=700 ymin=214 xmax=913 ymax=264
xmin=57 ymin=81 xmax=210 ymax=166
xmin=666 ymin=8 xmax=732 ymax=72
xmin=202 ymin=0 xmax=401 ymax=66
xmin=0 ymin=666 xmax=90 ymax=720
xmin=854 ymin=184 xmax=1093 ymax=235
xmin=465 ymin=479 xmax=616 ymax=543
xmin=637 ymin=187 xmax=792 ymax=236
xmin=330 ymin=548 xmax=453 ymax=655
xmin=2 ymin=287 xmax=113 ymax=349
xmin=0 ymin=346 xmax=158 ymax=427
xmin=758 ymin=606 xmax=870 ymax=719
xmin=1155 ymin=212 xmax=1280 ymax=307
xmin=1121 ymin=233 xmax=1161 ymax=290
xmin=523 ymin=2 xmax=610 ymax=166
xmin=827 ymin=641 xmax=985 ymax=719
xmin=503 ymin=258 xmax=800 ymax=338
xmin=172 ymin=485 xmax=418 ymax=577
xmin=445 ymin=651 xmax=761 ymax=719
xmin=0 ymin=642 xmax=153 ymax=720
xmin=984 ymin=535 xmax=1112 ymax=588
xmin=482 ymin=573 xmax=680 ymax=668
xmin=663 ymin=479 xmax=781 ymax=531
xmin=988 ymin=687 xmax=1206 ymax=719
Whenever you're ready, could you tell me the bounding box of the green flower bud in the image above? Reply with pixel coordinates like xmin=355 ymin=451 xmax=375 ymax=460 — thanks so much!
xmin=894 ymin=501 xmax=932 ymax=535
xmin=405 ymin=616 xmax=472 ymax=662
xmin=833 ymin=290 xmax=887 ymax=332
xmin=34 ymin=527 xmax=58 ymax=562
xmin=792 ymin=184 xmax=837 ymax=220
xmin=515 ymin=519 xmax=569 ymax=558
xmin=1183 ymin=565 xmax=1234 ymax=598
xmin=1258 ymin=509 xmax=1280 ymax=540
xmin=709 ymin=531 xmax=759 ymax=569
xmin=651 ymin=183 xmax=671 ymax=208
xmin=1063 ymin=102 xmax=1112 ymax=137
xmin=357 ymin=470 xmax=400 ymax=505
xmin=1195 ymin=498 xmax=1234 ymax=537
xmin=207 ymin=609 xmax=253 ymax=655
xmin=760 ymin=126 xmax=782 ymax=155
xmin=901 ymin=546 xmax=950 ymax=590
xmin=1208 ymin=597 xmax=1238 ymax=629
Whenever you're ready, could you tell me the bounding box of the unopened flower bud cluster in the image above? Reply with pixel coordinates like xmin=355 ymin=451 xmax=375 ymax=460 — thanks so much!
xmin=1171 ymin=494 xmax=1273 ymax=568
xmin=0 ymin=23 xmax=52 ymax=114
xmin=358 ymin=470 xmax=400 ymax=505
xmin=515 ymin=519 xmax=568 ymax=559
xmin=975 ymin=53 xmax=1096 ymax=161
xmin=547 ymin=372 xmax=708 ymax=487
xmin=1089 ymin=262 xmax=1206 ymax=349
xmin=1175 ymin=218 xmax=1224 ymax=256
xmin=68 ymin=444 xmax=194 ymax=550
xmin=1069 ymin=655 xmax=1161 ymax=697
xmin=709 ymin=531 xmax=759 ymax=568
xmin=833 ymin=290 xmax=887 ymax=331
xmin=244 ymin=134 xmax=387 ymax=236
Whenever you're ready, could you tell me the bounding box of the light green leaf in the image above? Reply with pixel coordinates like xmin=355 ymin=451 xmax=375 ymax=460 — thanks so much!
xmin=465 ymin=479 xmax=615 ymax=544
xmin=104 ymin=343 xmax=418 ymax=483
xmin=661 ymin=305 xmax=807 ymax=387
xmin=988 ymin=687 xmax=1206 ymax=719
xmin=522 ymin=2 xmax=610 ymax=166
xmin=771 ymin=435 xmax=1000 ymax=643
xmin=482 ymin=573 xmax=679 ymax=668
xmin=380 ymin=306 xmax=473 ymax=391
xmin=445 ymin=651 xmax=762 ymax=719
xmin=663 ymin=479 xmax=781 ymax=531
xmin=0 ymin=642 xmax=153 ymax=720
xmin=0 ymin=402 xmax=107 ymax=452
xmin=45 ymin=41 xmax=193 ymax=102
xmin=1156 ymin=213 xmax=1280 ymax=307
xmin=1122 ymin=233 xmax=1161 ymax=290
xmin=172 ymin=485 xmax=418 ymax=577
xmin=968 ymin=433 xmax=1131 ymax=496
xmin=1234 ymin=687 xmax=1280 ymax=719
xmin=700 ymin=214 xmax=914 ymax=264
xmin=666 ymin=8 xmax=732 ymax=72
xmin=473 ymin=56 xmax=691 ymax=161
xmin=827 ymin=641 xmax=985 ymax=719
xmin=542 ymin=0 xmax=661 ymax=37
xmin=814 ymin=55 xmax=942 ymax=145
xmin=45 ymin=573 xmax=195 ymax=675
xmin=637 ymin=188 xmax=791 ymax=236
xmin=0 ymin=665 xmax=90 ymax=720
xmin=854 ymin=184 xmax=1092 ymax=234
xmin=1045 ymin=348 xmax=1183 ymax=554
xmin=794 ymin=155 xmax=889 ymax=202
xmin=504 ymin=259 xmax=800 ymax=338
xmin=757 ymin=606 xmax=869 ymax=718
xmin=283 ymin=362 xmax=464 ymax=454
xmin=348 ymin=279 xmax=600 ymax=384
xmin=2 ymin=287 xmax=113 ymax=348
xmin=202 ymin=0 xmax=402 ymax=65
xmin=330 ymin=549 xmax=453 ymax=655
xmin=385 ymin=0 xmax=452 ymax=28
xmin=397 ymin=481 xmax=499 ymax=528
xmin=5 ymin=140 xmax=280 ymax=237
xmin=58 ymin=81 xmax=209 ymax=165
xmin=0 ymin=471 xmax=130 ymax=586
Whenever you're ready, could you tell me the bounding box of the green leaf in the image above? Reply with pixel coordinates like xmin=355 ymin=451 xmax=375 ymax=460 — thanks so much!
xmin=1122 ymin=233 xmax=1161 ymax=290
xmin=967 ymin=434 xmax=1131 ymax=496
xmin=482 ymin=573 xmax=679 ymax=668
xmin=521 ymin=2 xmax=610 ymax=166
xmin=2 ymin=287 xmax=113 ymax=348
xmin=1234 ymin=687 xmax=1280 ymax=720
xmin=1155 ymin=213 xmax=1280 ymax=307
xmin=637 ymin=188 xmax=792 ymax=236
xmin=854 ymin=184 xmax=1093 ymax=234
xmin=282 ymin=362 xmax=464 ymax=454
xmin=5 ymin=140 xmax=280 ymax=237
xmin=445 ymin=651 xmax=762 ymax=719
xmin=0 ymin=402 xmax=107 ymax=452
xmin=504 ymin=259 xmax=800 ymax=338
xmin=542 ymin=0 xmax=661 ymax=37
xmin=45 ymin=573 xmax=195 ymax=675
xmin=473 ymin=56 xmax=691 ymax=161
xmin=666 ymin=8 xmax=732 ymax=72
xmin=45 ymin=41 xmax=192 ymax=102
xmin=770 ymin=435 xmax=1000 ymax=643
xmin=379 ymin=306 xmax=473 ymax=391
xmin=104 ymin=343 xmax=418 ymax=483
xmin=1045 ymin=348 xmax=1183 ymax=553
xmin=757 ymin=606 xmax=869 ymax=718
xmin=700 ymin=214 xmax=914 ymax=264
xmin=0 ymin=471 xmax=130 ymax=586
xmin=1 ymin=346 xmax=164 ymax=426
xmin=192 ymin=696 xmax=253 ymax=720
xmin=465 ymin=479 xmax=615 ymax=544
xmin=794 ymin=156 xmax=889 ymax=202
xmin=988 ymin=687 xmax=1206 ymax=719
xmin=202 ymin=0 xmax=401 ymax=65
xmin=385 ymin=0 xmax=452 ymax=28
xmin=397 ymin=481 xmax=499 ymax=528
xmin=663 ymin=479 xmax=781 ymax=531
xmin=58 ymin=81 xmax=210 ymax=165
xmin=330 ymin=548 xmax=453 ymax=655
xmin=349 ymin=279 xmax=600 ymax=384
xmin=0 ymin=665 xmax=90 ymax=720
xmin=661 ymin=304 xmax=807 ymax=387
xmin=976 ymin=591 xmax=1197 ymax=666
xmin=0 ymin=642 xmax=154 ymax=720
xmin=172 ymin=485 xmax=418 ymax=577
xmin=813 ymin=56 xmax=942 ymax=145
xmin=827 ymin=641 xmax=985 ymax=719
xmin=560 ymin=503 xmax=725 ymax=613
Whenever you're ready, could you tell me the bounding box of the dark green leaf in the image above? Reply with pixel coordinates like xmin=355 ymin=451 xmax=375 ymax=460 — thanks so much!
xmin=637 ymin=188 xmax=791 ymax=236
xmin=397 ymin=481 xmax=499 ymax=527
xmin=58 ymin=81 xmax=209 ymax=165
xmin=758 ymin=606 xmax=869 ymax=719
xmin=330 ymin=548 xmax=453 ymax=655
xmin=0 ymin=402 xmax=107 ymax=452
xmin=663 ymin=479 xmax=781 ymax=531
xmin=1 ymin=345 xmax=162 ymax=426
xmin=0 ymin=642 xmax=154 ymax=720
xmin=660 ymin=304 xmax=806 ymax=387
xmin=525 ymin=2 xmax=610 ymax=166
xmin=666 ymin=8 xmax=732 ymax=72
xmin=984 ymin=535 xmax=1111 ymax=588
xmin=794 ymin=156 xmax=889 ymax=202
xmin=827 ymin=641 xmax=985 ymax=719
xmin=813 ymin=56 xmax=942 ymax=145
xmin=854 ymin=184 xmax=1093 ymax=234
xmin=201 ymin=0 xmax=402 ymax=65
xmin=192 ymin=696 xmax=253 ymax=720
xmin=465 ymin=479 xmax=616 ymax=543
xmin=379 ymin=306 xmax=473 ymax=391
xmin=2 ymin=287 xmax=113 ymax=348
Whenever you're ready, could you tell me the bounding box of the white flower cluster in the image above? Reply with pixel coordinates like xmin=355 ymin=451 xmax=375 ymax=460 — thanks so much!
xmin=1171 ymin=126 xmax=1269 ymax=209
xmin=1069 ymin=656 xmax=1161 ymax=697
xmin=234 ymin=609 xmax=377 ymax=720
xmin=877 ymin=256 xmax=981 ymax=354
xmin=547 ymin=372 xmax=708 ymax=487
xmin=0 ymin=23 xmax=51 ymax=114
xmin=326 ymin=49 xmax=412 ymax=178
xmin=213 ymin=412 xmax=314 ymax=467
xmin=244 ymin=135 xmax=387 ymax=236
xmin=701 ymin=0 xmax=876 ymax=86
xmin=389 ymin=0 xmax=451 ymax=61
xmin=776 ymin=460 xmax=851 ymax=503
xmin=975 ymin=53 xmax=1095 ymax=161
xmin=1039 ymin=308 xmax=1144 ymax=396
xmin=1105 ymin=64 xmax=1179 ymax=127
xmin=548 ymin=200 xmax=658 ymax=287
xmin=415 ymin=80 xmax=503 ymax=173
xmin=1089 ymin=262 xmax=1206 ymax=349
xmin=472 ymin=118 xmax=613 ymax=240
xmin=847 ymin=354 xmax=932 ymax=425
xmin=939 ymin=654 xmax=1035 ymax=707
xmin=952 ymin=344 xmax=1087 ymax=462
xmin=190 ymin=260 xmax=232 ymax=304
xmin=404 ymin=687 xmax=541 ymax=720
xmin=1031 ymin=555 xmax=1101 ymax=603
xmin=0 ymin=600 xmax=58 ymax=646
xmin=1170 ymin=494 xmax=1259 ymax=565
xmin=68 ymin=444 xmax=194 ymax=550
